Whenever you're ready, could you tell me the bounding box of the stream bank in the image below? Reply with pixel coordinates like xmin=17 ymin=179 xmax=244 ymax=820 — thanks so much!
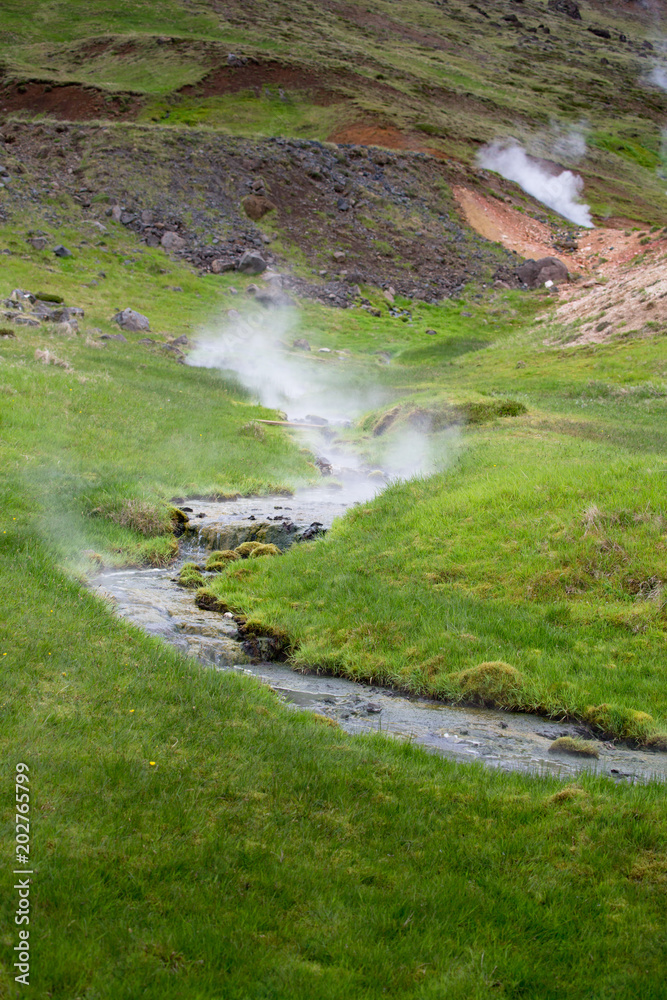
xmin=94 ymin=494 xmax=667 ymax=785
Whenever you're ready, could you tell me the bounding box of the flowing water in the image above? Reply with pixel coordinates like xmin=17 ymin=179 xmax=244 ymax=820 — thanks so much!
xmin=93 ymin=493 xmax=667 ymax=784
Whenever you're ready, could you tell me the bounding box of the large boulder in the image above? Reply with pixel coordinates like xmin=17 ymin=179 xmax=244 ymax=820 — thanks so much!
xmin=237 ymin=251 xmax=267 ymax=275
xmin=241 ymin=195 xmax=276 ymax=221
xmin=514 ymin=257 xmax=569 ymax=289
xmin=161 ymin=231 xmax=186 ymax=252
xmin=111 ymin=308 xmax=150 ymax=332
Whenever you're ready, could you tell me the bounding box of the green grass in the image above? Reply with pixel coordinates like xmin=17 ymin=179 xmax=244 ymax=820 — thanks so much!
xmin=1 ymin=529 xmax=667 ymax=998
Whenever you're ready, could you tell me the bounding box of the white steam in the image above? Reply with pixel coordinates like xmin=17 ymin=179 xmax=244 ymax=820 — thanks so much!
xmin=187 ymin=307 xmax=455 ymax=499
xmin=477 ymin=140 xmax=593 ymax=228
xmin=648 ymin=65 xmax=667 ymax=91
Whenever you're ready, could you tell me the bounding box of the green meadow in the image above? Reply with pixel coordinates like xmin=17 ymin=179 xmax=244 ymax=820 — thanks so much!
xmin=0 ymin=213 xmax=666 ymax=996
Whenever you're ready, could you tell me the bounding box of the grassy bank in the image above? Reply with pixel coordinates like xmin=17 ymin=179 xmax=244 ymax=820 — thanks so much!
xmin=2 ymin=205 xmax=667 ymax=994
xmin=1 ymin=527 xmax=667 ymax=999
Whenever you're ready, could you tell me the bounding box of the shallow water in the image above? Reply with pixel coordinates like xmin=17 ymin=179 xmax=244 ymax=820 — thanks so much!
xmin=93 ymin=494 xmax=667 ymax=784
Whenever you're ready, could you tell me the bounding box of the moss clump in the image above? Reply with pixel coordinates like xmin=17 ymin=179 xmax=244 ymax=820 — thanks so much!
xmin=235 ymin=541 xmax=266 ymax=558
xmin=583 ymin=703 xmax=654 ymax=741
xmin=177 ymin=562 xmax=205 ymax=589
xmin=249 ymin=543 xmax=282 ymax=558
xmin=194 ymin=589 xmax=232 ymax=613
xmin=169 ymin=506 xmax=190 ymax=537
xmin=548 ymin=736 xmax=600 ymax=758
xmin=448 ymin=661 xmax=527 ymax=709
xmin=205 ymin=549 xmax=239 ymax=571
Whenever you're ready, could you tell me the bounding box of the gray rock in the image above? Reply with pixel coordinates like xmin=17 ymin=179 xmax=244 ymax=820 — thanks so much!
xmin=236 ymin=251 xmax=267 ymax=275
xmin=50 ymin=306 xmax=84 ymax=323
xmin=210 ymin=259 xmax=236 ymax=274
xmin=293 ymin=338 xmax=311 ymax=351
xmin=111 ymin=308 xmax=150 ymax=332
xmin=100 ymin=332 xmax=128 ymax=342
xmin=29 ymin=237 xmax=47 ymax=251
xmin=120 ymin=212 xmax=137 ymax=225
xmin=514 ymin=257 xmax=569 ymax=289
xmin=111 ymin=205 xmax=123 ymax=222
xmin=547 ymin=0 xmax=580 ymax=18
xmin=53 ymin=246 xmax=72 ymax=258
xmin=161 ymin=231 xmax=186 ymax=251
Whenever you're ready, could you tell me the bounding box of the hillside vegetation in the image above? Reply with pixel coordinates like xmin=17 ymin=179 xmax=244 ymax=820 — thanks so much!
xmin=1 ymin=1 xmax=667 ymax=997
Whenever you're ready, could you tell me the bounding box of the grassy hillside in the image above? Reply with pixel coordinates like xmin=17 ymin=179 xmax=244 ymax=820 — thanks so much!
xmin=2 ymin=1 xmax=667 ymax=995
xmin=2 ymin=1 xmax=667 ymax=221
xmin=2 ymin=232 xmax=667 ymax=997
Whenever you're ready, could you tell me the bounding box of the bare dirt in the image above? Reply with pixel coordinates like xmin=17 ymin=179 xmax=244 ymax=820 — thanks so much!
xmin=0 ymin=81 xmax=141 ymax=120
xmin=453 ymin=183 xmax=667 ymax=344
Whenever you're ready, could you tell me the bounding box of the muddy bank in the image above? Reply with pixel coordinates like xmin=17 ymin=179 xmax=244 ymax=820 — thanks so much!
xmin=93 ymin=493 xmax=667 ymax=784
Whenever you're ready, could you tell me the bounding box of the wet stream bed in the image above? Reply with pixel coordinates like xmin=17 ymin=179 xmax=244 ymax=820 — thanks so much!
xmin=94 ymin=494 xmax=667 ymax=784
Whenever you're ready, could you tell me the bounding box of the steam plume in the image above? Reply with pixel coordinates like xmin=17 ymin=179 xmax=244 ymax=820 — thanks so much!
xmin=477 ymin=140 xmax=593 ymax=228
xmin=187 ymin=307 xmax=454 ymax=498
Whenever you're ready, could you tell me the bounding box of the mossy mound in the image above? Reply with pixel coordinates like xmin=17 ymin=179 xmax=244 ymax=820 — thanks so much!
xmin=369 ymin=399 xmax=527 ymax=437
xmin=205 ymin=549 xmax=239 ymax=571
xmin=249 ymin=543 xmax=282 ymax=558
xmin=548 ymin=737 xmax=600 ymax=758
xmin=177 ymin=562 xmax=205 ymax=589
xmin=448 ymin=661 xmax=527 ymax=709
xmin=583 ymin=703 xmax=654 ymax=741
xmin=194 ymin=589 xmax=231 ymax=614
xmin=235 ymin=541 xmax=266 ymax=558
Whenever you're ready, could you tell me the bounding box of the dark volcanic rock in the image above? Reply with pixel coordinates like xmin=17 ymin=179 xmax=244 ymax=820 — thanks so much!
xmin=547 ymin=0 xmax=581 ymax=19
xmin=237 ymin=251 xmax=267 ymax=274
xmin=514 ymin=257 xmax=569 ymax=289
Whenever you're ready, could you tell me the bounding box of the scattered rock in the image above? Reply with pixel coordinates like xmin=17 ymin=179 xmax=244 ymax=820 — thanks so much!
xmin=28 ymin=237 xmax=47 ymax=251
xmin=0 ymin=327 xmax=16 ymax=338
xmin=293 ymin=338 xmax=311 ymax=350
xmin=588 ymin=26 xmax=611 ymax=39
xmin=425 ymin=329 xmax=437 ymax=336
xmin=515 ymin=257 xmax=569 ymax=289
xmin=111 ymin=308 xmax=150 ymax=332
xmin=547 ymin=0 xmax=580 ymax=18
xmin=53 ymin=245 xmax=72 ymax=258
xmin=99 ymin=332 xmax=128 ymax=342
xmin=210 ymin=259 xmax=236 ymax=274
xmin=161 ymin=231 xmax=186 ymax=252
xmin=237 ymin=251 xmax=267 ymax=275
xmin=242 ymin=194 xmax=277 ymax=221
xmin=333 ymin=250 xmax=347 ymax=262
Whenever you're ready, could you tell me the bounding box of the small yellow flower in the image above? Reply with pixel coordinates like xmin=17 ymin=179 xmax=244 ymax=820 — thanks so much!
xmin=149 ymin=761 xmax=156 ymax=766
xmin=61 ymin=672 xmax=67 ymax=676
xmin=129 ymin=709 xmax=135 ymax=713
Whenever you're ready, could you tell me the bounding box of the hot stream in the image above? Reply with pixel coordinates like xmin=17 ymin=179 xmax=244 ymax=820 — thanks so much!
xmin=93 ymin=494 xmax=667 ymax=784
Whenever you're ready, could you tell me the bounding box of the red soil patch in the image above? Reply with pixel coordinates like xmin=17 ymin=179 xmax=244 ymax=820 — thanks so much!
xmin=453 ymin=185 xmax=653 ymax=277
xmin=180 ymin=62 xmax=346 ymax=105
xmin=328 ymin=121 xmax=444 ymax=157
xmin=0 ymin=81 xmax=141 ymax=120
